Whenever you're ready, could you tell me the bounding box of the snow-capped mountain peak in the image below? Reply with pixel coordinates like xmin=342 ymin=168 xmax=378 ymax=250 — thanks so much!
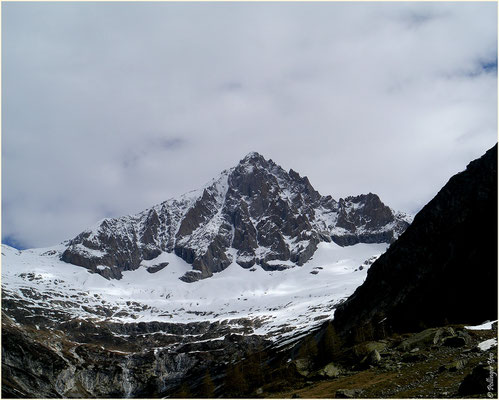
xmin=60 ymin=153 xmax=411 ymax=282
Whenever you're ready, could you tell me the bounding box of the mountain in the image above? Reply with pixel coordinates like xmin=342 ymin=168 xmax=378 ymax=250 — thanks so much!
xmin=1 ymin=152 xmax=412 ymax=398
xmin=333 ymin=144 xmax=498 ymax=335
xmin=5 ymin=146 xmax=495 ymax=399
xmin=60 ymin=152 xmax=410 ymax=281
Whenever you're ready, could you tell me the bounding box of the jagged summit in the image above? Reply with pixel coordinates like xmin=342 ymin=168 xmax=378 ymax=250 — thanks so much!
xmin=241 ymin=151 xmax=266 ymax=162
xmin=235 ymin=152 xmax=278 ymax=178
xmin=60 ymin=153 xmax=411 ymax=281
xmin=236 ymin=151 xmax=271 ymax=171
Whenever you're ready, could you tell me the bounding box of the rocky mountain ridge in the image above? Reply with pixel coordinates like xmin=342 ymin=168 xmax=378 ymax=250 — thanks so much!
xmin=61 ymin=152 xmax=411 ymax=281
xmin=333 ymin=143 xmax=498 ymax=335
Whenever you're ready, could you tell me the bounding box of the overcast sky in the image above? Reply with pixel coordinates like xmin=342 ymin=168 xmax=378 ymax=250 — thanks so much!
xmin=2 ymin=2 xmax=497 ymax=249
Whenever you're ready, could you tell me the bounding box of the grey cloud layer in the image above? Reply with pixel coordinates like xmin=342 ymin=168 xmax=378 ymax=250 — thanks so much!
xmin=2 ymin=2 xmax=497 ymax=248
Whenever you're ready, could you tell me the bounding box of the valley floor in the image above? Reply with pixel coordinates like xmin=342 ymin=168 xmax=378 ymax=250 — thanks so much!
xmin=263 ymin=322 xmax=498 ymax=399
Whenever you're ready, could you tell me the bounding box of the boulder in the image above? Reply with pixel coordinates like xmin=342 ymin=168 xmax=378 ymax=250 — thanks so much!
xmin=353 ymin=341 xmax=388 ymax=358
xmin=335 ymin=388 xmax=363 ymax=398
xmin=397 ymin=327 xmax=454 ymax=351
xmin=457 ymin=330 xmax=473 ymax=345
xmin=293 ymin=359 xmax=311 ymax=377
xmin=360 ymin=349 xmax=381 ymax=367
xmin=179 ymin=271 xmax=205 ymax=283
xmin=322 ymin=362 xmax=342 ymax=378
xmin=313 ymin=362 xmax=342 ymax=379
xmin=442 ymin=336 xmax=466 ymax=348
xmin=146 ymin=262 xmax=169 ymax=273
xmin=459 ymin=364 xmax=498 ymax=396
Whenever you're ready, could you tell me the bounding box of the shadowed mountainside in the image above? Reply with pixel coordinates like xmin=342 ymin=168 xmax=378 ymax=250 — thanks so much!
xmin=333 ymin=144 xmax=498 ymax=335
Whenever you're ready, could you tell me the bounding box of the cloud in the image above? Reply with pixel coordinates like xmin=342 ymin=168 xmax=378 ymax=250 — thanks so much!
xmin=2 ymin=2 xmax=497 ymax=248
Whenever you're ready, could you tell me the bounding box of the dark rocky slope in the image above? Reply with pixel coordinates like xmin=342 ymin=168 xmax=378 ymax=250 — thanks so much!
xmin=333 ymin=144 xmax=498 ymax=335
xmin=258 ymin=322 xmax=497 ymax=398
xmin=61 ymin=152 xmax=410 ymax=281
xmin=1 ymin=309 xmax=270 ymax=398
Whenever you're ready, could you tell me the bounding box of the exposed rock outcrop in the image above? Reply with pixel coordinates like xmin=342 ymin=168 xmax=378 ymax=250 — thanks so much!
xmin=1 ymin=311 xmax=270 ymax=398
xmin=61 ymin=152 xmax=410 ymax=281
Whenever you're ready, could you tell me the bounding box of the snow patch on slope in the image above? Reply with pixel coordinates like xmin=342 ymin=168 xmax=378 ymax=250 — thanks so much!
xmin=465 ymin=320 xmax=498 ymax=331
xmin=2 ymin=241 xmax=387 ymax=343
xmin=478 ymin=338 xmax=497 ymax=351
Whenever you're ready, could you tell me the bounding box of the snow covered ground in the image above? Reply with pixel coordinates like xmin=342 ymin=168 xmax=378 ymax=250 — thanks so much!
xmin=465 ymin=320 xmax=498 ymax=331
xmin=477 ymin=338 xmax=498 ymax=351
xmin=2 ymin=242 xmax=387 ymax=343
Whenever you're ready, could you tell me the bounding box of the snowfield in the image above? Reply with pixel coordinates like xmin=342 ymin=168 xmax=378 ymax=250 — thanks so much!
xmin=2 ymin=241 xmax=387 ymax=344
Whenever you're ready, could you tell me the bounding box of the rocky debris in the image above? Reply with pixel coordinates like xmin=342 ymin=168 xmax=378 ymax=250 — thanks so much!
xmin=401 ymin=352 xmax=428 ymax=363
xmin=60 ymin=152 xmax=410 ymax=280
xmin=439 ymin=359 xmax=467 ymax=372
xmin=179 ymin=270 xmax=205 ymax=283
xmin=335 ymin=388 xmax=363 ymax=398
xmin=459 ymin=363 xmax=498 ymax=396
xmin=397 ymin=327 xmax=455 ymax=351
xmin=334 ymin=144 xmax=498 ymax=334
xmin=360 ymin=349 xmax=381 ymax=368
xmin=355 ymin=256 xmax=379 ymax=272
xmin=316 ymin=362 xmax=342 ymax=379
xmin=265 ymin=321 xmax=498 ymax=399
xmin=295 ymin=360 xmax=344 ymax=381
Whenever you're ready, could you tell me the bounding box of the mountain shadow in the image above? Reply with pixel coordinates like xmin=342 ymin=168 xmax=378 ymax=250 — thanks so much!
xmin=333 ymin=144 xmax=498 ymax=335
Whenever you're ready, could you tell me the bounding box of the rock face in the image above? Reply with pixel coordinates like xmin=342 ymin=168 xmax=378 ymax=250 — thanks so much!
xmin=61 ymin=152 xmax=410 ymax=281
xmin=1 ymin=310 xmax=269 ymax=398
xmin=334 ymin=144 xmax=498 ymax=334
